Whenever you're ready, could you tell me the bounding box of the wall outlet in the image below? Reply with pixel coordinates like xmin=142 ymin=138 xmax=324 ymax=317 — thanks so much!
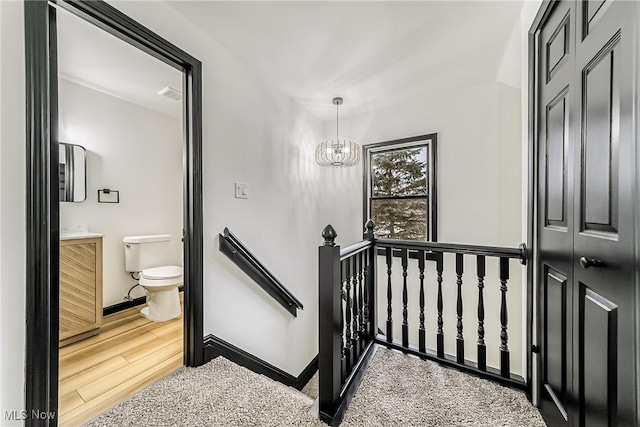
xmin=235 ymin=182 xmax=248 ymax=199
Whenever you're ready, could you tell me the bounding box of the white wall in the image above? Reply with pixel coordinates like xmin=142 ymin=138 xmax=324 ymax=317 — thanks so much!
xmin=0 ymin=0 xmax=26 ymax=423
xmin=348 ymin=79 xmax=525 ymax=374
xmin=58 ymin=78 xmax=183 ymax=307
xmin=108 ymin=0 xmax=364 ymax=376
xmin=59 ymin=0 xmax=531 ymax=379
xmin=343 ymin=80 xmax=523 ymax=247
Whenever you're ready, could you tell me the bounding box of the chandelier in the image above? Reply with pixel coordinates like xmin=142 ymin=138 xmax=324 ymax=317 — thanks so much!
xmin=315 ymin=97 xmax=360 ymax=167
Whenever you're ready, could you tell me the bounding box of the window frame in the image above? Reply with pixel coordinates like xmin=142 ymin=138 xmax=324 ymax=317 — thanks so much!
xmin=362 ymin=134 xmax=438 ymax=242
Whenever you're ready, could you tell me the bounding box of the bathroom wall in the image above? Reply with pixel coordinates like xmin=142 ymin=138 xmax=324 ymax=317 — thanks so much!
xmin=58 ymin=78 xmax=183 ymax=308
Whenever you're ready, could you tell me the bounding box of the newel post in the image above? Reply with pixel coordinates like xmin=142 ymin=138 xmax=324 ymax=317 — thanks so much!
xmin=363 ymin=219 xmax=377 ymax=340
xmin=318 ymin=225 xmax=341 ymax=422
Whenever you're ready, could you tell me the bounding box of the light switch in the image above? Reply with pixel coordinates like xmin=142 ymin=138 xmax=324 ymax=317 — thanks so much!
xmin=235 ymin=182 xmax=248 ymax=199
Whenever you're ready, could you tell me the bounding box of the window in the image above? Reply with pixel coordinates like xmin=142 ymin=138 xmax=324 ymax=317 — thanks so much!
xmin=363 ymin=134 xmax=437 ymax=241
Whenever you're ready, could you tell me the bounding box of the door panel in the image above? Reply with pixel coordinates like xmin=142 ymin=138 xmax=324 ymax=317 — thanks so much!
xmin=546 ymin=88 xmax=569 ymax=227
xmin=580 ymin=34 xmax=619 ymax=234
xmin=579 ymin=285 xmax=617 ymax=427
xmin=585 ymin=0 xmax=605 ymax=24
xmin=543 ymin=267 xmax=570 ymax=421
xmin=547 ymin=11 xmax=571 ymax=81
xmin=582 ymin=0 xmax=612 ymax=39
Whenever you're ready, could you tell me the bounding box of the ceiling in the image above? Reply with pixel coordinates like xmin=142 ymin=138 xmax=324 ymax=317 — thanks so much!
xmin=56 ymin=6 xmax=183 ymax=118
xmin=166 ymin=1 xmax=524 ymax=119
xmin=55 ymin=1 xmax=523 ymax=121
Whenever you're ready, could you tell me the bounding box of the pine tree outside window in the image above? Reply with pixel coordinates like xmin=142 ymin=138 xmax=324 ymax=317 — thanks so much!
xmin=363 ymin=135 xmax=437 ymax=241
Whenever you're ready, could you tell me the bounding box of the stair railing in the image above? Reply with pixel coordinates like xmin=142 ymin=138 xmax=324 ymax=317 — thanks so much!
xmin=219 ymin=227 xmax=303 ymax=317
xmin=318 ymin=220 xmax=376 ymax=423
xmin=318 ymin=220 xmax=527 ymax=424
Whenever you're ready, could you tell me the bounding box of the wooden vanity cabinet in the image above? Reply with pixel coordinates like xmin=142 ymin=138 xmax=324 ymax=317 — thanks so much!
xmin=59 ymin=237 xmax=103 ymax=346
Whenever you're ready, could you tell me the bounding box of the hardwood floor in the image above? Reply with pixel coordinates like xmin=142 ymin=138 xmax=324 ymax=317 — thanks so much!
xmin=58 ymin=297 xmax=184 ymax=426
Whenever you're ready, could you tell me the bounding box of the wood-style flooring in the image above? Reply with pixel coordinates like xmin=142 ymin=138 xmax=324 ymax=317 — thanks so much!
xmin=58 ymin=297 xmax=183 ymax=426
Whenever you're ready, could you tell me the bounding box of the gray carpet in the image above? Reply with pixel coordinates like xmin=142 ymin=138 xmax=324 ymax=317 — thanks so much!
xmin=301 ymin=372 xmax=318 ymax=400
xmin=82 ymin=357 xmax=323 ymax=427
xmin=341 ymin=347 xmax=546 ymax=427
xmin=84 ymin=350 xmax=545 ymax=426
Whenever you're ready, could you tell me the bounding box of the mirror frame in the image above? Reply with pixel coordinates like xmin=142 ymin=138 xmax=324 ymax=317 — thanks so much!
xmin=59 ymin=142 xmax=87 ymax=202
xmin=24 ymin=1 xmax=204 ymax=424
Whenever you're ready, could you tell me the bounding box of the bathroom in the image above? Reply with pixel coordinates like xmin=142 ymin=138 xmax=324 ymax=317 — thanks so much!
xmin=56 ymin=7 xmax=186 ymax=425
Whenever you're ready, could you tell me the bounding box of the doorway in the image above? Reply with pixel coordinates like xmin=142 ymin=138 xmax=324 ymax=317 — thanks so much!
xmin=24 ymin=1 xmax=203 ymax=425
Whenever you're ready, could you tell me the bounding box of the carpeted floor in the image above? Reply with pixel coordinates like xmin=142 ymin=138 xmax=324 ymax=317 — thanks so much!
xmin=340 ymin=348 xmax=546 ymax=427
xmin=83 ymin=348 xmax=545 ymax=427
xmin=301 ymin=372 xmax=318 ymax=400
xmin=82 ymin=357 xmax=323 ymax=427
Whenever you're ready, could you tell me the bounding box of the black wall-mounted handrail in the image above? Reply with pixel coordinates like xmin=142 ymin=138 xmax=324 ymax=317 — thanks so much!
xmin=219 ymin=227 xmax=304 ymax=317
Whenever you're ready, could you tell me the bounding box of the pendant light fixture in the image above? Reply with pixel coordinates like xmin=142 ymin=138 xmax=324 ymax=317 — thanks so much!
xmin=315 ymin=97 xmax=360 ymax=167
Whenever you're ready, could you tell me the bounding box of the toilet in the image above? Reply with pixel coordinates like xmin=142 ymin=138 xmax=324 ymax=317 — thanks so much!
xmin=123 ymin=234 xmax=182 ymax=322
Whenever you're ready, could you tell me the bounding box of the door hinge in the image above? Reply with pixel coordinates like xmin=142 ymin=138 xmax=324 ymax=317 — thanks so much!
xmin=532 ymin=345 xmax=540 ymax=354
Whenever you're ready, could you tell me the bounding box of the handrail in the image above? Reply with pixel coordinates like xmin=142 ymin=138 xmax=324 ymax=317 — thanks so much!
xmin=219 ymin=227 xmax=304 ymax=317
xmin=375 ymin=238 xmax=527 ymax=264
xmin=340 ymin=240 xmax=372 ymax=261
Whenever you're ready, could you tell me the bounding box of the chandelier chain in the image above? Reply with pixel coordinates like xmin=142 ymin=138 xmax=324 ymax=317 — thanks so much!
xmin=336 ymin=102 xmax=339 ymax=144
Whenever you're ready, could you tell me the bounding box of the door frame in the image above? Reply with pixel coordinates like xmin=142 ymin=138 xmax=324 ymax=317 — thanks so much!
xmin=24 ymin=0 xmax=204 ymax=424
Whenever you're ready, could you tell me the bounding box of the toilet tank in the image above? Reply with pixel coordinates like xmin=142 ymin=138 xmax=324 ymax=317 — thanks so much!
xmin=123 ymin=234 xmax=172 ymax=272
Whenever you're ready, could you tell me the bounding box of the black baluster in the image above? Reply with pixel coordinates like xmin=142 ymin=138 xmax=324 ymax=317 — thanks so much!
xmin=362 ymin=220 xmax=375 ymax=341
xmin=358 ymin=251 xmax=365 ymax=349
xmin=418 ymin=249 xmax=426 ymax=353
xmin=362 ymin=248 xmax=370 ymax=339
xmin=401 ymin=248 xmax=409 ymax=349
xmin=351 ymin=254 xmax=360 ymax=359
xmin=340 ymin=262 xmax=346 ymax=382
xmin=456 ymin=253 xmax=464 ymax=364
xmin=436 ymin=252 xmax=444 ymax=358
xmin=499 ymin=257 xmax=510 ymax=378
xmin=386 ymin=247 xmax=393 ymax=343
xmin=344 ymin=257 xmax=353 ymax=372
xmin=477 ymin=255 xmax=486 ymax=371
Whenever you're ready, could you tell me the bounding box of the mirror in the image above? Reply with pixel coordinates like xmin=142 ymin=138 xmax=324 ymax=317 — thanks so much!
xmin=59 ymin=142 xmax=87 ymax=202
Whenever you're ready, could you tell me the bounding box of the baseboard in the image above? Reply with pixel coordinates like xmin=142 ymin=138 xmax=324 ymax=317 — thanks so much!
xmin=203 ymin=334 xmax=318 ymax=390
xmin=103 ymin=286 xmax=185 ymax=316
xmin=103 ymin=296 xmax=146 ymax=316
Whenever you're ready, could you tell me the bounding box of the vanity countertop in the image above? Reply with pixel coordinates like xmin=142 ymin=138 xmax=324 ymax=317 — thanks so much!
xmin=60 ymin=232 xmax=104 ymax=241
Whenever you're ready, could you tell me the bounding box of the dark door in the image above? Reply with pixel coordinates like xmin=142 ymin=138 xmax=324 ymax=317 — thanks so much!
xmin=538 ymin=1 xmax=576 ymax=423
xmin=536 ymin=1 xmax=637 ymax=426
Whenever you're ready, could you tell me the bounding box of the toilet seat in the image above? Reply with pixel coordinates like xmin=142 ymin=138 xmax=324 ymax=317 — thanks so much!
xmin=140 ymin=265 xmax=183 ymax=287
xmin=142 ymin=265 xmax=182 ymax=279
